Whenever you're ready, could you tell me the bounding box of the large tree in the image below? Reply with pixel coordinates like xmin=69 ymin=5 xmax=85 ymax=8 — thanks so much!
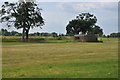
xmin=66 ymin=13 xmax=98 ymax=35
xmin=0 ymin=0 xmax=44 ymax=40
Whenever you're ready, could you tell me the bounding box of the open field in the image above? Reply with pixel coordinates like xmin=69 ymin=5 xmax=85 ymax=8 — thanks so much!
xmin=1 ymin=37 xmax=118 ymax=78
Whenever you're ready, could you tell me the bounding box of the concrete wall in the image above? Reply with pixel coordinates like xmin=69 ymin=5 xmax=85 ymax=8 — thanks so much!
xmin=74 ymin=34 xmax=98 ymax=42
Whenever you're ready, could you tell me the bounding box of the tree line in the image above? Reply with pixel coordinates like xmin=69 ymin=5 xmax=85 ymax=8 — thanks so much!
xmin=0 ymin=28 xmax=65 ymax=37
xmin=1 ymin=28 xmax=119 ymax=38
xmin=106 ymin=33 xmax=120 ymax=38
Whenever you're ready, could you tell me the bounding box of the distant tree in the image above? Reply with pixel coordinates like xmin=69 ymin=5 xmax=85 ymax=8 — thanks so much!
xmin=66 ymin=13 xmax=97 ymax=35
xmin=102 ymin=35 xmax=106 ymax=37
xmin=51 ymin=32 xmax=58 ymax=37
xmin=59 ymin=34 xmax=65 ymax=36
xmin=0 ymin=29 xmax=9 ymax=36
xmin=15 ymin=33 xmax=22 ymax=36
xmin=41 ymin=32 xmax=50 ymax=36
xmin=1 ymin=1 xmax=44 ymax=40
xmin=36 ymin=32 xmax=40 ymax=36
xmin=107 ymin=35 xmax=110 ymax=38
xmin=88 ymin=25 xmax=103 ymax=36
xmin=109 ymin=32 xmax=120 ymax=37
xmin=118 ymin=33 xmax=120 ymax=37
xmin=0 ymin=28 xmax=23 ymax=36
xmin=29 ymin=33 xmax=34 ymax=36
xmin=10 ymin=31 xmax=18 ymax=36
xmin=33 ymin=32 xmax=40 ymax=36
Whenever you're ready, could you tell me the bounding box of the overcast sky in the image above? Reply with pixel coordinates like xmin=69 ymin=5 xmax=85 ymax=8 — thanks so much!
xmin=0 ymin=0 xmax=119 ymax=35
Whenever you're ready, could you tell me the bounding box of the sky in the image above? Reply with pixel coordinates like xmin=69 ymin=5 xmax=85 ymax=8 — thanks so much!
xmin=0 ymin=0 xmax=119 ymax=35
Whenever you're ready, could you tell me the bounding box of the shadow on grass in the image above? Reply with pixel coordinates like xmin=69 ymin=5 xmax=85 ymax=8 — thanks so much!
xmin=2 ymin=40 xmax=75 ymax=44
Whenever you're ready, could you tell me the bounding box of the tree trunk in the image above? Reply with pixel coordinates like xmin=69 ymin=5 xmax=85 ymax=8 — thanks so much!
xmin=22 ymin=27 xmax=25 ymax=41
xmin=25 ymin=27 xmax=30 ymax=40
xmin=26 ymin=30 xmax=29 ymax=40
xmin=76 ymin=31 xmax=79 ymax=35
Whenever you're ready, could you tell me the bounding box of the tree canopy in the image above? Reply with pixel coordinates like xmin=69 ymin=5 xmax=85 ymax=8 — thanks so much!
xmin=88 ymin=25 xmax=103 ymax=36
xmin=1 ymin=0 xmax=44 ymax=40
xmin=66 ymin=13 xmax=103 ymax=36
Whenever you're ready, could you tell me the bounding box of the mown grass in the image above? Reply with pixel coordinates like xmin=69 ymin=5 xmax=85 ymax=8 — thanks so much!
xmin=2 ymin=36 xmax=118 ymax=78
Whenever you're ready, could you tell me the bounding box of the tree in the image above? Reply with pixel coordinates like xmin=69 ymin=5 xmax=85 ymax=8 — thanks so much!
xmin=108 ymin=32 xmax=120 ymax=38
xmin=1 ymin=0 xmax=44 ymax=40
xmin=51 ymin=32 xmax=58 ymax=37
xmin=66 ymin=19 xmax=79 ymax=35
xmin=66 ymin=13 xmax=97 ymax=35
xmin=0 ymin=29 xmax=9 ymax=36
xmin=0 ymin=28 xmax=22 ymax=36
xmin=88 ymin=25 xmax=103 ymax=36
xmin=33 ymin=32 xmax=40 ymax=36
xmin=10 ymin=31 xmax=18 ymax=36
xmin=42 ymin=33 xmax=50 ymax=36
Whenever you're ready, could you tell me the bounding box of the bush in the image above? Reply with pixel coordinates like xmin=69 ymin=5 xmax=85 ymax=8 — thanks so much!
xmin=57 ymin=36 xmax=62 ymax=40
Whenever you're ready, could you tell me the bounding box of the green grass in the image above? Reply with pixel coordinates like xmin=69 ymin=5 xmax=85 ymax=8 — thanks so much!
xmin=3 ymin=60 xmax=117 ymax=78
xmin=2 ymin=37 xmax=118 ymax=78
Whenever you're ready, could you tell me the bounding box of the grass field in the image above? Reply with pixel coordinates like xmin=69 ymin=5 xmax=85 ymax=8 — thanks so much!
xmin=1 ymin=37 xmax=118 ymax=78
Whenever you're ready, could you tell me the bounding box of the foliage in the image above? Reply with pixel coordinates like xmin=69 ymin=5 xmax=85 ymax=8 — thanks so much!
xmin=51 ymin=32 xmax=58 ymax=37
xmin=0 ymin=28 xmax=66 ymax=38
xmin=107 ymin=32 xmax=120 ymax=38
xmin=0 ymin=1 xmax=44 ymax=40
xmin=0 ymin=28 xmax=22 ymax=36
xmin=88 ymin=25 xmax=103 ymax=36
xmin=66 ymin=13 xmax=103 ymax=35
